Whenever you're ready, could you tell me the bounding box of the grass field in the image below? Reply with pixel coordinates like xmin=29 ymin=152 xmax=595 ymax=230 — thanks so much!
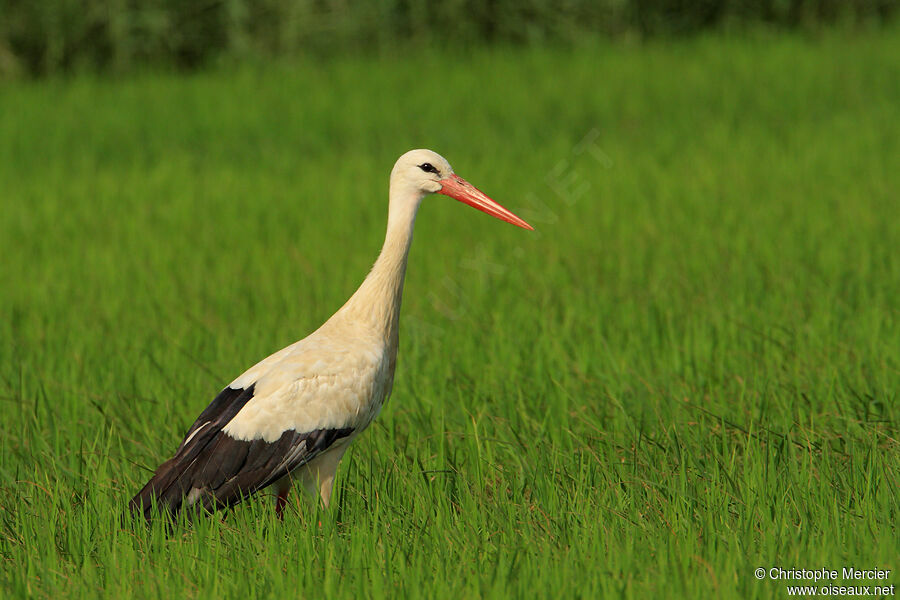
xmin=1 ymin=26 xmax=898 ymax=599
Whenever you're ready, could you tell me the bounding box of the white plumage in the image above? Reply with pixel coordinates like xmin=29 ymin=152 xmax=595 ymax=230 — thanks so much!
xmin=130 ymin=149 xmax=532 ymax=520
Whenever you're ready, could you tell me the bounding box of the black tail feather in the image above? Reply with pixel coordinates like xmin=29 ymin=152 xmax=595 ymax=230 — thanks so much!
xmin=128 ymin=457 xmax=190 ymax=521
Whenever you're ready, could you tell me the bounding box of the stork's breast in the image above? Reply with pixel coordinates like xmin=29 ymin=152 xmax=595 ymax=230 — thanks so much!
xmin=223 ymin=344 xmax=392 ymax=442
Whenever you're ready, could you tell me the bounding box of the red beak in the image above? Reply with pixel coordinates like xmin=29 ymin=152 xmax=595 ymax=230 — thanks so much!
xmin=437 ymin=174 xmax=534 ymax=230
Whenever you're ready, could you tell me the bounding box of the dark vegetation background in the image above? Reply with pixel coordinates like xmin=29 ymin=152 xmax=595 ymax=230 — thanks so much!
xmin=1 ymin=0 xmax=896 ymax=77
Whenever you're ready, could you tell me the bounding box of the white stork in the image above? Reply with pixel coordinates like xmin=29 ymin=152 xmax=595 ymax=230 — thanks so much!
xmin=130 ymin=149 xmax=533 ymax=520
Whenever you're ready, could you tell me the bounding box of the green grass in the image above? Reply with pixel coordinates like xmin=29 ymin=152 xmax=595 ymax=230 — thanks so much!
xmin=1 ymin=27 xmax=898 ymax=599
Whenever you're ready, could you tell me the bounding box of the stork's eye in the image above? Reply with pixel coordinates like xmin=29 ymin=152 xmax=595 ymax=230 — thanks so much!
xmin=418 ymin=163 xmax=439 ymax=175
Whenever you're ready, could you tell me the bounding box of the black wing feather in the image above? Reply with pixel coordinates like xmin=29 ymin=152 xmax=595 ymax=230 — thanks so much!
xmin=129 ymin=383 xmax=353 ymax=520
xmin=177 ymin=384 xmax=255 ymax=452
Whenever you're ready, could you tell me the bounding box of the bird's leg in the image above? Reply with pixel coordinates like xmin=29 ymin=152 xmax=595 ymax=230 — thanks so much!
xmin=298 ymin=444 xmax=347 ymax=514
xmin=274 ymin=479 xmax=292 ymax=520
xmin=312 ymin=445 xmax=347 ymax=508
xmin=275 ymin=490 xmax=288 ymax=520
xmin=318 ymin=474 xmax=336 ymax=509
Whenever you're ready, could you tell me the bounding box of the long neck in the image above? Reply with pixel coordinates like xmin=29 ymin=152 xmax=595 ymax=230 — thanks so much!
xmin=332 ymin=188 xmax=422 ymax=343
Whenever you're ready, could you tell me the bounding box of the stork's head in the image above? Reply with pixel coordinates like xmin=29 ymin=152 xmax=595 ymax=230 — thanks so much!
xmin=390 ymin=149 xmax=533 ymax=230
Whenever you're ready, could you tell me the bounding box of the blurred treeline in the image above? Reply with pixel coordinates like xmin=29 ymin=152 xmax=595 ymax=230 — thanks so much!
xmin=0 ymin=0 xmax=895 ymax=77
